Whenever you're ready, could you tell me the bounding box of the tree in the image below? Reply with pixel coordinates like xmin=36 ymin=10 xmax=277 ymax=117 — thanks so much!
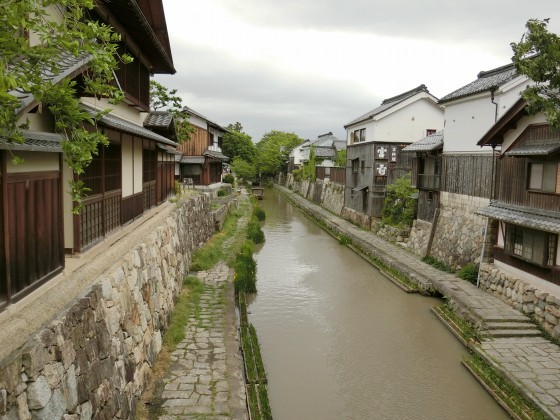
xmin=1 ymin=0 xmax=130 ymax=193
xmin=232 ymin=157 xmax=256 ymax=181
xmin=511 ymin=19 xmax=560 ymax=129
xmin=302 ymin=145 xmax=317 ymax=181
xmin=255 ymin=130 xmax=303 ymax=176
xmin=222 ymin=129 xmax=256 ymax=163
xmin=382 ymin=174 xmax=417 ymax=228
xmin=149 ymin=80 xmax=195 ymax=142
xmin=335 ymin=149 xmax=347 ymax=167
xmin=226 ymin=122 xmax=244 ymax=133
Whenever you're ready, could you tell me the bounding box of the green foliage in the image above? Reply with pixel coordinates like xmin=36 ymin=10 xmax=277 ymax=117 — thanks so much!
xmin=223 ymin=173 xmax=235 ymax=184
xmin=457 ymin=263 xmax=479 ymax=285
xmin=301 ymin=145 xmax=317 ymax=181
xmin=254 ymin=207 xmax=266 ymax=221
xmin=422 ymin=255 xmax=455 ymax=273
xmin=163 ymin=275 xmax=204 ymax=348
xmin=232 ymin=157 xmax=257 ymax=181
xmin=222 ymin=129 xmax=256 ymax=163
xmin=227 ymin=121 xmax=244 ymax=133
xmin=291 ymin=167 xmax=303 ymax=182
xmin=247 ymin=215 xmax=265 ymax=244
xmin=381 ymin=174 xmax=417 ymax=227
xmin=335 ymin=149 xmax=347 ymax=167
xmin=234 ymin=241 xmax=257 ymax=293
xmin=217 ymin=189 xmax=227 ymax=197
xmin=511 ymin=19 xmax=560 ymax=130
xmin=255 ymin=130 xmax=303 ymax=176
xmin=1 ymin=0 xmax=129 ymax=205
xmin=149 ymin=80 xmax=195 ymax=142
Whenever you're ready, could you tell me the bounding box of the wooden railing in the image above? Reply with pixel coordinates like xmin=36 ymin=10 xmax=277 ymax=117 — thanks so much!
xmin=79 ymin=190 xmax=121 ymax=249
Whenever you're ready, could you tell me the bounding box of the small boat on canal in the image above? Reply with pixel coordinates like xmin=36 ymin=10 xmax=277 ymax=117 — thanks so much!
xmin=251 ymin=187 xmax=264 ymax=200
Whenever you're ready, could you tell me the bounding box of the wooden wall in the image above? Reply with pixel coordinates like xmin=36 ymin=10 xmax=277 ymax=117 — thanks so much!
xmin=178 ymin=126 xmax=209 ymax=156
xmin=441 ymin=154 xmax=496 ymax=199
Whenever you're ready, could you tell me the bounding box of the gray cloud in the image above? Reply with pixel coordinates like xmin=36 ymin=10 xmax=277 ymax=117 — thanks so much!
xmin=220 ymin=0 xmax=560 ymax=54
xmin=156 ymin=44 xmax=377 ymax=141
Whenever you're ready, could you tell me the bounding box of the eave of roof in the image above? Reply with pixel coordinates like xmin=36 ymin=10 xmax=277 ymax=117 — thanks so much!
xmin=10 ymin=51 xmax=92 ymax=116
xmin=203 ymin=149 xmax=229 ymax=161
xmin=81 ymin=104 xmax=178 ymax=147
xmin=182 ymin=106 xmax=227 ymax=132
xmin=95 ymin=0 xmax=175 ymax=74
xmin=0 ymin=130 xmax=64 ymax=153
xmin=477 ymin=98 xmax=528 ymax=147
xmin=476 ymin=202 xmax=560 ymax=234
xmin=440 ymin=63 xmax=517 ymax=104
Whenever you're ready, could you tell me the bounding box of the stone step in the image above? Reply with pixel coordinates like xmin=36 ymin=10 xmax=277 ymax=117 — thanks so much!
xmin=483 ymin=328 xmax=542 ymax=338
xmin=484 ymin=321 xmax=540 ymax=331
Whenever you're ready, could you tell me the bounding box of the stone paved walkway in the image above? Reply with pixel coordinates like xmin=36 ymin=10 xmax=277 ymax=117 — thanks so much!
xmin=275 ymin=184 xmax=560 ymax=419
xmin=157 ymin=262 xmax=247 ymax=419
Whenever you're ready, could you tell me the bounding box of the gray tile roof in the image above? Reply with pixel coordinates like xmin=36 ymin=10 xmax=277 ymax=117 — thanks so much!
xmin=0 ymin=130 xmax=64 ymax=153
xmin=180 ymin=156 xmax=205 ymax=164
xmin=81 ymin=103 xmax=178 ymax=147
xmin=333 ymin=140 xmax=347 ymax=152
xmin=203 ymin=149 xmax=229 ymax=161
xmin=345 ymin=84 xmax=431 ymax=128
xmin=505 ymin=137 xmax=560 ymax=156
xmin=402 ymin=131 xmax=444 ymax=152
xmin=476 ymin=202 xmax=560 ymax=234
xmin=10 ymin=51 xmax=92 ymax=114
xmin=313 ymin=146 xmax=337 ymax=158
xmin=144 ymin=111 xmax=174 ymax=129
xmin=440 ymin=63 xmax=517 ymax=103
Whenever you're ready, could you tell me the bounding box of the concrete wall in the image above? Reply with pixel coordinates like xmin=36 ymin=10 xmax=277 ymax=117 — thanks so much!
xmin=0 ymin=195 xmax=215 ymax=419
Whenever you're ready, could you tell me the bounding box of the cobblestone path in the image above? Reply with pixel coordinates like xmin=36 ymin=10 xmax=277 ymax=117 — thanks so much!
xmin=158 ymin=262 xmax=247 ymax=419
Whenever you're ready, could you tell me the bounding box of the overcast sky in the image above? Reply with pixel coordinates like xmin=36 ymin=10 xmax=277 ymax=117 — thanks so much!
xmin=154 ymin=1 xmax=560 ymax=142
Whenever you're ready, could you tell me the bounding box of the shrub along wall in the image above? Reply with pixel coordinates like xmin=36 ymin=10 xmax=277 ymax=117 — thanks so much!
xmin=0 ymin=195 xmax=214 ymax=419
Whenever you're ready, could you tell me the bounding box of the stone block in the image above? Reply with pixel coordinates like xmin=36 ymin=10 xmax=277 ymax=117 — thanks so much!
xmin=34 ymin=388 xmax=67 ymax=420
xmin=0 ymin=388 xmax=6 ymax=415
xmin=62 ymin=365 xmax=78 ymax=412
xmin=21 ymin=342 xmax=51 ymax=379
xmin=43 ymin=362 xmax=64 ymax=388
xmin=545 ymin=312 xmax=559 ymax=326
xmin=27 ymin=376 xmax=51 ymax=410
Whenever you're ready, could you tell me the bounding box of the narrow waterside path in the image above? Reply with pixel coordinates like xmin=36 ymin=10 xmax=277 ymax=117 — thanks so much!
xmin=248 ymin=188 xmax=508 ymax=419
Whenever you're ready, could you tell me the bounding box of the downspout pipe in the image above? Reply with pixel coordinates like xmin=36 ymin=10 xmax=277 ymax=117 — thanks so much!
xmin=478 ymin=90 xmax=499 ymax=288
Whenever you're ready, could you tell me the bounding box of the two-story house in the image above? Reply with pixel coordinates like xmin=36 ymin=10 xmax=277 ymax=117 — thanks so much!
xmin=477 ymin=98 xmax=560 ymax=288
xmin=0 ymin=0 xmax=177 ymax=310
xmin=406 ymin=63 xmax=531 ymax=267
xmin=177 ymin=106 xmax=229 ymax=186
xmin=343 ymin=84 xmax=443 ymax=221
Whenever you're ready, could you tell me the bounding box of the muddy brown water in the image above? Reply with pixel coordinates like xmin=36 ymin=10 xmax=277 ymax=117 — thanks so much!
xmin=247 ymin=188 xmax=508 ymax=420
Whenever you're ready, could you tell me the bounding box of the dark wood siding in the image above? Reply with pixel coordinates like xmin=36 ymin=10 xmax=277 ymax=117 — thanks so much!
xmin=178 ymin=126 xmax=209 ymax=156
xmin=441 ymin=154 xmax=495 ymax=198
xmin=1 ymin=169 xmax=64 ymax=308
xmin=417 ymin=190 xmax=439 ymax=222
xmin=498 ymin=155 xmax=560 ymax=212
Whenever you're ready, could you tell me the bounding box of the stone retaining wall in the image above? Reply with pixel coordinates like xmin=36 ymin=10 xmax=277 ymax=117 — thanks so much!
xmin=406 ymin=219 xmax=432 ymax=257
xmin=429 ymin=192 xmax=489 ymax=270
xmin=282 ymin=174 xmax=345 ymax=217
xmin=0 ymin=195 xmax=214 ymax=419
xmin=479 ymin=263 xmax=560 ymax=338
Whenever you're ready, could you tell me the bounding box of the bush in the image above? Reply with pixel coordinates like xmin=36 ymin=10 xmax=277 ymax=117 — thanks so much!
xmin=382 ymin=174 xmax=417 ymax=228
xmin=235 ymin=241 xmax=257 ymax=293
xmin=254 ymin=206 xmax=266 ymax=221
xmin=217 ymin=189 xmax=227 ymax=197
xmin=247 ymin=216 xmax=265 ymax=244
xmin=422 ymin=255 xmax=455 ymax=273
xmin=223 ymin=174 xmax=234 ymax=184
xmin=457 ymin=263 xmax=479 ymax=285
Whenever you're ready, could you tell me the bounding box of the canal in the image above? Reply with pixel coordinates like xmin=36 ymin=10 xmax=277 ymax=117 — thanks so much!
xmin=248 ymin=188 xmax=508 ymax=419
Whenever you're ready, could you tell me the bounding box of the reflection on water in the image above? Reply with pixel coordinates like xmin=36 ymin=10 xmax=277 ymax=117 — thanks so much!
xmin=248 ymin=189 xmax=508 ymax=420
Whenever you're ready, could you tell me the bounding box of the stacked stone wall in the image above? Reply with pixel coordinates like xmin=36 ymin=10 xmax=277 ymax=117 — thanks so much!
xmin=370 ymin=220 xmax=409 ymax=245
xmin=479 ymin=263 xmax=560 ymax=339
xmin=429 ymin=192 xmax=489 ymax=270
xmin=406 ymin=219 xmax=432 ymax=257
xmin=0 ymin=195 xmax=214 ymax=419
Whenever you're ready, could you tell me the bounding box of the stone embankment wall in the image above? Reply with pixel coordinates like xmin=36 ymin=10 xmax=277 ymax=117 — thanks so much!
xmin=479 ymin=264 xmax=560 ymax=339
xmin=428 ymin=192 xmax=489 ymax=270
xmin=283 ymin=174 xmax=345 ymax=217
xmin=0 ymin=195 xmax=215 ymax=419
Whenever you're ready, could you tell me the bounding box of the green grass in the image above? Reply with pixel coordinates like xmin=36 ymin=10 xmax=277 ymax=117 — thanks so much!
xmin=464 ymin=354 xmax=547 ymax=420
xmin=162 ymin=275 xmax=204 ymax=348
xmin=457 ymin=263 xmax=479 ymax=285
xmin=434 ymin=302 xmax=481 ymax=343
xmin=422 ymin=255 xmax=455 ymax=273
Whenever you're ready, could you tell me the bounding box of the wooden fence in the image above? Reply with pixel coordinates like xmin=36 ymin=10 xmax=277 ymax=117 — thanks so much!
xmin=315 ymin=166 xmax=346 ymax=184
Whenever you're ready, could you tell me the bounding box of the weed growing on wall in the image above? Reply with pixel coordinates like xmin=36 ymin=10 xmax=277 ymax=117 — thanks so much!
xmin=234 ymin=241 xmax=257 ymax=293
xmin=382 ymin=174 xmax=417 ymax=228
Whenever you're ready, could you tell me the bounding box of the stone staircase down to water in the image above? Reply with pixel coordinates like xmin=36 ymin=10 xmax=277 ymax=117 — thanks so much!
xmin=481 ymin=318 xmax=542 ymax=339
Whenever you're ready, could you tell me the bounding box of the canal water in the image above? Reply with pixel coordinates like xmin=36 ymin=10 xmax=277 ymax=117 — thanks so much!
xmin=248 ymin=189 xmax=508 ymax=420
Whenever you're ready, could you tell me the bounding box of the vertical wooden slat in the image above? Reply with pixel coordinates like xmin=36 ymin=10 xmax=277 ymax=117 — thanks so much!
xmin=27 ymin=180 xmax=38 ymax=283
